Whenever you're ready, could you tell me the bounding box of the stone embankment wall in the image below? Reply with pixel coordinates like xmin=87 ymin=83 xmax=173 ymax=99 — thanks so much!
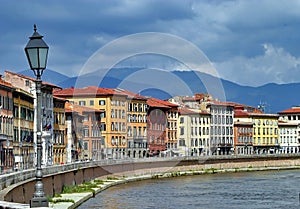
xmin=1 ymin=155 xmax=300 ymax=204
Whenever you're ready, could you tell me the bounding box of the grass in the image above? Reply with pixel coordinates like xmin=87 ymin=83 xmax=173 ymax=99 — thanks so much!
xmin=94 ymin=179 xmax=105 ymax=184
xmin=53 ymin=193 xmax=62 ymax=198
xmin=106 ymin=176 xmax=119 ymax=180
xmin=49 ymin=198 xmax=75 ymax=204
xmin=62 ymin=182 xmax=97 ymax=195
xmin=204 ymin=167 xmax=217 ymax=173
xmin=50 ymin=180 xmax=105 ymax=204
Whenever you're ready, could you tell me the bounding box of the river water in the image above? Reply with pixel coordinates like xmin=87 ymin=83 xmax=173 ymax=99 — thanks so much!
xmin=78 ymin=169 xmax=300 ymax=209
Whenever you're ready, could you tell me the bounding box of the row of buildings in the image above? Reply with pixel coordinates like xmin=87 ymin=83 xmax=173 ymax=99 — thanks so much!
xmin=0 ymin=70 xmax=299 ymax=172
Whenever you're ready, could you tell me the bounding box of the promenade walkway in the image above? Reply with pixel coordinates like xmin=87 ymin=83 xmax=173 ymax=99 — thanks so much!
xmin=0 ymin=154 xmax=300 ymax=208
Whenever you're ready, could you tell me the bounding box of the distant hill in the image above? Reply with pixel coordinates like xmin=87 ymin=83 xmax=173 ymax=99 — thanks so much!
xmin=19 ymin=67 xmax=300 ymax=113
xmin=18 ymin=69 xmax=69 ymax=85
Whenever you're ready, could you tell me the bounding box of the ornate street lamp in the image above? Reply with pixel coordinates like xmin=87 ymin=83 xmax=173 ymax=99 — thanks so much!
xmin=25 ymin=24 xmax=49 ymax=208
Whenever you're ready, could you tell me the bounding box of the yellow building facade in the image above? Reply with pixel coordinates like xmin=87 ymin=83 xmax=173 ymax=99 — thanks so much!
xmin=54 ymin=87 xmax=128 ymax=159
xmin=252 ymin=113 xmax=279 ymax=154
xmin=124 ymin=91 xmax=148 ymax=158
xmin=53 ymin=96 xmax=67 ymax=164
xmin=13 ymin=88 xmax=35 ymax=170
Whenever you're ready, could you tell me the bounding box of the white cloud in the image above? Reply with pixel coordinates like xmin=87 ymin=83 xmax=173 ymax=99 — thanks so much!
xmin=2 ymin=0 xmax=300 ymax=87
xmin=215 ymin=44 xmax=300 ymax=86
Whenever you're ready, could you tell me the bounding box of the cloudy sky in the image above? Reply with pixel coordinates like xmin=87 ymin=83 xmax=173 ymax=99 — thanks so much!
xmin=1 ymin=0 xmax=300 ymax=87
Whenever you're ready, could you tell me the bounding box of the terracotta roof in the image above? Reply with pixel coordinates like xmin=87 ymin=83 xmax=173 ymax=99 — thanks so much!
xmin=234 ymin=109 xmax=250 ymax=117
xmin=54 ymin=86 xmax=127 ymax=97
xmin=179 ymin=107 xmax=197 ymax=115
xmin=235 ymin=109 xmax=278 ymax=118
xmin=179 ymin=107 xmax=210 ymax=115
xmin=278 ymin=107 xmax=300 ymax=114
xmin=147 ymin=98 xmax=178 ymax=108
xmin=0 ymin=78 xmax=14 ymax=89
xmin=5 ymin=70 xmax=61 ymax=89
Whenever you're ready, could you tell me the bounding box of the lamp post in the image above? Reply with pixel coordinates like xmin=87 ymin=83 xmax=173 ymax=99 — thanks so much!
xmin=24 ymin=24 xmax=49 ymax=208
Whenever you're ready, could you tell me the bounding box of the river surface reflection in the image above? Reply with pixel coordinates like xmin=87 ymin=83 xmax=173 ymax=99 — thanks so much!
xmin=78 ymin=169 xmax=300 ymax=209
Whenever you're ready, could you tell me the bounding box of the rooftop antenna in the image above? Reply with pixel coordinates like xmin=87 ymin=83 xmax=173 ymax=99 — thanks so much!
xmin=258 ymin=101 xmax=271 ymax=113
xmin=258 ymin=101 xmax=266 ymax=113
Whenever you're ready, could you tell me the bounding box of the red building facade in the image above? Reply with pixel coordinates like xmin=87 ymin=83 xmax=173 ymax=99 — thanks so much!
xmin=147 ymin=98 xmax=178 ymax=156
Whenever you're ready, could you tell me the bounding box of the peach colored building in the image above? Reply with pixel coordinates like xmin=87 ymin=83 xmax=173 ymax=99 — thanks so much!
xmin=54 ymin=86 xmax=127 ymax=159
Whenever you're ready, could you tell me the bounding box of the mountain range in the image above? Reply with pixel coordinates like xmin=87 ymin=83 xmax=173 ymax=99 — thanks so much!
xmin=19 ymin=67 xmax=300 ymax=113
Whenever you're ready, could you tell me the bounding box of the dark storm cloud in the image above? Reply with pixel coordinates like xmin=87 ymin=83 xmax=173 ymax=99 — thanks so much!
xmin=1 ymin=0 xmax=300 ymax=86
xmin=0 ymin=0 xmax=195 ymax=74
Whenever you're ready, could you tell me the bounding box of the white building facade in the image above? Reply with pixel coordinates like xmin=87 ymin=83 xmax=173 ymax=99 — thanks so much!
xmin=207 ymin=103 xmax=234 ymax=155
xmin=278 ymin=122 xmax=298 ymax=153
xmin=278 ymin=106 xmax=300 ymax=153
xmin=178 ymin=108 xmax=210 ymax=156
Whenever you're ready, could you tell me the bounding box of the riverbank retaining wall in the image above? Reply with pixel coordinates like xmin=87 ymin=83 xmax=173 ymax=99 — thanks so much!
xmin=1 ymin=155 xmax=300 ymax=204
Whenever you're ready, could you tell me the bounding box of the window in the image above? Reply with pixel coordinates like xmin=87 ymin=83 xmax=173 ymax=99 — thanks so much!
xmin=92 ymin=125 xmax=100 ymax=137
xmin=21 ymin=107 xmax=26 ymax=119
xmin=90 ymin=100 xmax=94 ymax=106
xmin=25 ymin=80 xmax=30 ymax=86
xmin=139 ymin=104 xmax=143 ymax=112
xmin=111 ymin=123 xmax=115 ymax=131
xmin=83 ymin=141 xmax=88 ymax=150
xmin=122 ymin=123 xmax=126 ymax=132
xmin=101 ymin=122 xmax=106 ymax=131
xmin=13 ymin=105 xmax=18 ymax=118
xmin=179 ymin=139 xmax=185 ymax=146
xmin=111 ymin=136 xmax=115 ymax=145
xmin=79 ymin=101 xmax=86 ymax=106
xmin=99 ymin=100 xmax=106 ymax=105
xmin=100 ymin=111 xmax=106 ymax=118
xmin=101 ymin=137 xmax=105 ymax=145
xmin=128 ymin=126 xmax=132 ymax=136
xmin=111 ymin=109 xmax=115 ymax=118
xmin=83 ymin=115 xmax=89 ymax=121
xmin=180 ymin=127 xmax=184 ymax=135
xmin=133 ymin=114 xmax=137 ymax=122
xmin=83 ymin=126 xmax=89 ymax=137
xmin=180 ymin=117 xmax=184 ymax=124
